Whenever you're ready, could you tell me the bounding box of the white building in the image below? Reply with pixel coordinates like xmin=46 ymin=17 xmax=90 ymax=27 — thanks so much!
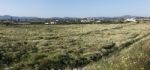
xmin=45 ymin=22 xmax=56 ymax=25
xmin=96 ymin=20 xmax=101 ymax=23
xmin=125 ymin=18 xmax=137 ymax=22
xmin=50 ymin=22 xmax=56 ymax=24
xmin=81 ymin=20 xmax=90 ymax=23
xmin=45 ymin=23 xmax=49 ymax=25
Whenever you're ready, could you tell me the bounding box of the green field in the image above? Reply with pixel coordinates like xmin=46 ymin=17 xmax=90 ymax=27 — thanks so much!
xmin=0 ymin=22 xmax=150 ymax=70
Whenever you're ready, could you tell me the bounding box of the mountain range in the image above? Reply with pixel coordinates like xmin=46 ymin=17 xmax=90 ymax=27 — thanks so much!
xmin=0 ymin=15 xmax=40 ymax=20
xmin=0 ymin=15 xmax=147 ymax=20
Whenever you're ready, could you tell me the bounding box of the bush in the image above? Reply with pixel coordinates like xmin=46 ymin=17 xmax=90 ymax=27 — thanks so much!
xmin=102 ymin=42 xmax=116 ymax=49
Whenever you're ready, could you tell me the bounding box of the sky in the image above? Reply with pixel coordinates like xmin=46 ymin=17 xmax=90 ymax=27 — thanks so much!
xmin=0 ymin=0 xmax=150 ymax=17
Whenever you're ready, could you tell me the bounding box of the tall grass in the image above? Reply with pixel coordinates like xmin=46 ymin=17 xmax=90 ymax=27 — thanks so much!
xmin=0 ymin=22 xmax=150 ymax=69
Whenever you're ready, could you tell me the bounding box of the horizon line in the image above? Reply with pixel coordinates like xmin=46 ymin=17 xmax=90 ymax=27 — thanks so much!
xmin=0 ymin=14 xmax=150 ymax=18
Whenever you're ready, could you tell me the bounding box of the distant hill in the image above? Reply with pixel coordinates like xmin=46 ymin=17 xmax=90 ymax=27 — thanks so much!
xmin=0 ymin=15 xmax=147 ymax=21
xmin=0 ymin=15 xmax=41 ymax=20
xmin=120 ymin=15 xmax=140 ymax=19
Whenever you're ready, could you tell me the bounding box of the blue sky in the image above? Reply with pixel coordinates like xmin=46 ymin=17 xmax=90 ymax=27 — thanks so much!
xmin=0 ymin=0 xmax=150 ymax=17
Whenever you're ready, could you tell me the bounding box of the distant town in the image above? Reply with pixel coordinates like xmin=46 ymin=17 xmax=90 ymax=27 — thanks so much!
xmin=0 ymin=15 xmax=150 ymax=25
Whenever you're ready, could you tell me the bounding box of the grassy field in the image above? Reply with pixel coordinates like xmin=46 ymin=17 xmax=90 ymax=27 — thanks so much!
xmin=0 ymin=22 xmax=150 ymax=70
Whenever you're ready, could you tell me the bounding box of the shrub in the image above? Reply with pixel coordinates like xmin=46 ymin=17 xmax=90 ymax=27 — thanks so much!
xmin=102 ymin=42 xmax=116 ymax=49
